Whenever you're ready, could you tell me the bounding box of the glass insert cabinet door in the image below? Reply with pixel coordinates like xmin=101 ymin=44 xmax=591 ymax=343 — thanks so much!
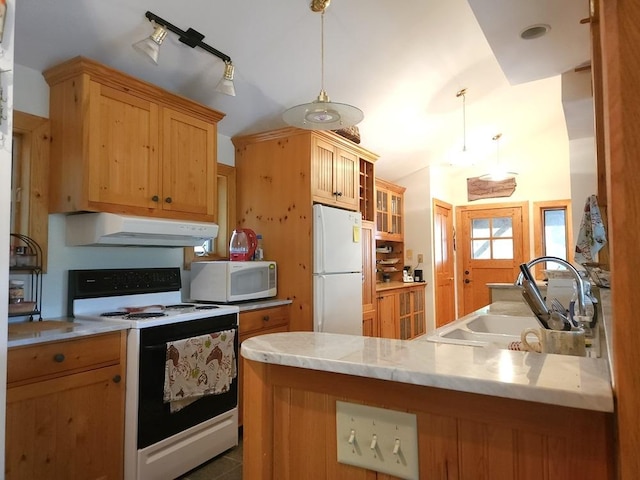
xmin=376 ymin=189 xmax=389 ymax=234
xmin=376 ymin=188 xmax=403 ymax=237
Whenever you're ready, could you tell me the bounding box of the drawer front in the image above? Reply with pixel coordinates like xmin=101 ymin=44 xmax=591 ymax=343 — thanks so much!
xmin=8 ymin=332 xmax=122 ymax=385
xmin=240 ymin=305 xmax=290 ymax=336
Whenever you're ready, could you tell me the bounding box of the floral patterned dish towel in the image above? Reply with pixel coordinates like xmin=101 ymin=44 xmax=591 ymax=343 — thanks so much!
xmin=164 ymin=330 xmax=237 ymax=413
xmin=574 ymin=194 xmax=607 ymax=264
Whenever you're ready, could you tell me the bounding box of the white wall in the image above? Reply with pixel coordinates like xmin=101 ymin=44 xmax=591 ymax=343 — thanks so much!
xmin=569 ymin=137 xmax=597 ymax=245
xmin=389 ymin=74 xmax=597 ymax=332
xmin=13 ymin=63 xmax=235 ymax=318
xmin=2 ymin=0 xmax=17 ymax=470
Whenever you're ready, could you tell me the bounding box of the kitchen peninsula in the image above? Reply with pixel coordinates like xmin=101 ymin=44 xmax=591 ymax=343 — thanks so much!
xmin=241 ymin=300 xmax=614 ymax=479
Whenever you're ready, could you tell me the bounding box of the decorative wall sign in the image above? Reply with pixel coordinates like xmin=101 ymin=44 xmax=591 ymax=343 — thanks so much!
xmin=467 ymin=176 xmax=516 ymax=201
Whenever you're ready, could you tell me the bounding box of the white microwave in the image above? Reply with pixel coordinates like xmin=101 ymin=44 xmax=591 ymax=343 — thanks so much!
xmin=190 ymin=261 xmax=277 ymax=303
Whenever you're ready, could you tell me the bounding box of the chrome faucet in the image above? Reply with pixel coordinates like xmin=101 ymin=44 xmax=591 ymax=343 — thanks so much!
xmin=515 ymin=256 xmax=586 ymax=317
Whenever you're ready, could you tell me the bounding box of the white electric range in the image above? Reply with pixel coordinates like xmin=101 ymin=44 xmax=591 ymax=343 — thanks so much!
xmin=69 ymin=268 xmax=240 ymax=480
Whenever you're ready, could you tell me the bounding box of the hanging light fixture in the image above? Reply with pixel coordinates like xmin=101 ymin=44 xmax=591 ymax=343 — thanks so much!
xmin=132 ymin=11 xmax=236 ymax=96
xmin=215 ymin=61 xmax=236 ymax=96
xmin=479 ymin=133 xmax=518 ymax=181
xmin=449 ymin=88 xmax=474 ymax=166
xmin=282 ymin=0 xmax=363 ymax=130
xmin=132 ymin=22 xmax=168 ymax=65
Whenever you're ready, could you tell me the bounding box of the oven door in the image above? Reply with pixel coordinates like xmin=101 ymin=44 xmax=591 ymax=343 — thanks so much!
xmin=137 ymin=313 xmax=238 ymax=449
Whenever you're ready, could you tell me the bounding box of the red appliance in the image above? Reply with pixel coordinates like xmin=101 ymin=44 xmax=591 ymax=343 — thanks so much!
xmin=229 ymin=228 xmax=257 ymax=261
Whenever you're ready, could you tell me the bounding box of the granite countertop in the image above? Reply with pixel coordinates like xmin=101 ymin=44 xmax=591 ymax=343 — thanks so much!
xmin=8 ymin=318 xmax=130 ymax=348
xmin=232 ymin=298 xmax=293 ymax=312
xmin=242 ymin=299 xmax=614 ymax=413
xmin=7 ymin=299 xmax=293 ymax=348
xmin=376 ymin=281 xmax=427 ymax=292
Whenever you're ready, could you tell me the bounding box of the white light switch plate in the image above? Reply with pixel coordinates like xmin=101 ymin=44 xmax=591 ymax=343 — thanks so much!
xmin=336 ymin=401 xmax=419 ymax=480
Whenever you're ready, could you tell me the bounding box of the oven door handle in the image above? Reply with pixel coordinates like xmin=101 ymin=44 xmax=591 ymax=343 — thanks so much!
xmin=144 ymin=344 xmax=168 ymax=351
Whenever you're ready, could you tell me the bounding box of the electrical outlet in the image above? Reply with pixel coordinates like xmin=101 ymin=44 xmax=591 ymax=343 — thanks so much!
xmin=406 ymin=249 xmax=413 ymax=260
xmin=336 ymin=401 xmax=419 ymax=479
xmin=417 ymin=254 xmax=424 ymax=264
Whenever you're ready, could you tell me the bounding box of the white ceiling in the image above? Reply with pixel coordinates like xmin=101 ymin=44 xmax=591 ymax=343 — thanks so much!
xmin=14 ymin=0 xmax=590 ymax=182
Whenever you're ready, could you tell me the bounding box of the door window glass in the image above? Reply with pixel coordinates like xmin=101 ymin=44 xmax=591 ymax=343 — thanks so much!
xmin=471 ymin=216 xmax=514 ymax=260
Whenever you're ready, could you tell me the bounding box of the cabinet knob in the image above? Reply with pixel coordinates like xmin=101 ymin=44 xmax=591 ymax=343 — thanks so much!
xmin=262 ymin=315 xmax=270 ymax=322
xmin=112 ymin=374 xmax=122 ymax=384
xmin=151 ymin=195 xmax=159 ymax=202
xmin=53 ymin=353 xmax=65 ymax=363
xmin=165 ymin=197 xmax=173 ymax=204
xmin=464 ymin=279 xmax=471 ymax=284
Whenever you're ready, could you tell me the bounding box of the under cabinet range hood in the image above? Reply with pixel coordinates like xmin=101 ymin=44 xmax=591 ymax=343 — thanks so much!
xmin=65 ymin=213 xmax=219 ymax=247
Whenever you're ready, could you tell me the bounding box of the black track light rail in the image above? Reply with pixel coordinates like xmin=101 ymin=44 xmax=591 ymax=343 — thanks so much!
xmin=145 ymin=11 xmax=231 ymax=64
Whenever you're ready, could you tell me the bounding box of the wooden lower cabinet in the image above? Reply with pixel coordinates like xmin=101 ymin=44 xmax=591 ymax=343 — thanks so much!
xmin=243 ymin=362 xmax=614 ymax=480
xmin=238 ymin=304 xmax=290 ymax=426
xmin=362 ymin=309 xmax=378 ymax=337
xmin=377 ymin=285 xmax=426 ymax=340
xmin=5 ymin=331 xmax=126 ymax=480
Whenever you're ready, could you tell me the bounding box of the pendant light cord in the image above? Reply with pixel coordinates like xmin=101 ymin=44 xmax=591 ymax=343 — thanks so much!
xmin=493 ymin=133 xmax=502 ymax=167
xmin=456 ymin=88 xmax=467 ymax=153
xmin=320 ymin=11 xmax=325 ymax=93
xmin=462 ymin=92 xmax=466 ymax=152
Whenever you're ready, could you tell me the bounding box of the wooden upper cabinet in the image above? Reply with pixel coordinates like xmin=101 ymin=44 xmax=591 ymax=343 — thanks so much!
xmin=376 ymin=178 xmax=406 ymax=241
xmin=161 ymin=108 xmax=216 ymax=216
xmin=88 ymin=83 xmax=160 ymax=210
xmin=44 ymin=56 xmax=224 ymax=222
xmin=311 ymin=136 xmax=359 ymax=211
xmin=359 ymin=158 xmax=375 ymax=222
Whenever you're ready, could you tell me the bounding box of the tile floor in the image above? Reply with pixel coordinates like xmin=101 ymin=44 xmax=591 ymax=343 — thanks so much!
xmin=178 ymin=433 xmax=243 ymax=480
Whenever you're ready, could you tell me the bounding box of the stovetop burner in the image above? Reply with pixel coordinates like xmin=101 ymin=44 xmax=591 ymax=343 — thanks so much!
xmin=165 ymin=304 xmax=196 ymax=310
xmin=101 ymin=311 xmax=129 ymax=317
xmin=195 ymin=305 xmax=220 ymax=310
xmin=127 ymin=312 xmax=168 ymax=319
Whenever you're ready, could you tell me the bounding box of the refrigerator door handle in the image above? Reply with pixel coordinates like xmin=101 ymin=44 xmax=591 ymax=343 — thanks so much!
xmin=315 ymin=276 xmax=324 ymax=332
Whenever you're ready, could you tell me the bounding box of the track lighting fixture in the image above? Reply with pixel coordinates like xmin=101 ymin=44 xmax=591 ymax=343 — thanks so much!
xmin=133 ymin=11 xmax=236 ymax=96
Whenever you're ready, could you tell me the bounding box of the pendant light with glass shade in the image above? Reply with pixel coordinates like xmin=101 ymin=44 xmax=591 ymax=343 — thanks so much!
xmin=479 ymin=133 xmax=518 ymax=181
xmin=282 ymin=0 xmax=364 ymax=130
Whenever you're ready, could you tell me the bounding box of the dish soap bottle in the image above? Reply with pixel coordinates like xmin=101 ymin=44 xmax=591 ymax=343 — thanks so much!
xmin=254 ymin=234 xmax=264 ymax=261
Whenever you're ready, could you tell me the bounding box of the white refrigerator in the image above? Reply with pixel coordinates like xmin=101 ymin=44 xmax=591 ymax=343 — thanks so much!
xmin=313 ymin=204 xmax=363 ymax=335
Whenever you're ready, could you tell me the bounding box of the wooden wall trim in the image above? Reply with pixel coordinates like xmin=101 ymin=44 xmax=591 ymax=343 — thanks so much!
xmin=599 ymin=0 xmax=640 ymax=478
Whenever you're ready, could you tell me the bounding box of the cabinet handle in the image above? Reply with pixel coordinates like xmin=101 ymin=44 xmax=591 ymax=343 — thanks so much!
xmin=112 ymin=374 xmax=122 ymax=384
xmin=53 ymin=353 xmax=65 ymax=363
xmin=263 ymin=315 xmax=270 ymax=322
xmin=464 ymin=279 xmax=471 ymax=284
xmin=165 ymin=197 xmax=173 ymax=204
xmin=151 ymin=195 xmax=159 ymax=202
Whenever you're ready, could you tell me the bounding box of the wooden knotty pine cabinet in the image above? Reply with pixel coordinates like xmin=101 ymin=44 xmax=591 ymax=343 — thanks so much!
xmin=362 ymin=221 xmax=378 ymax=337
xmin=375 ymin=178 xmax=406 ymax=242
xmin=43 ymin=56 xmax=224 ymax=222
xmin=232 ymin=127 xmax=378 ymax=332
xmin=377 ymin=284 xmax=426 ymax=340
xmin=244 ymin=362 xmax=614 ymax=480
xmin=238 ymin=304 xmax=290 ymax=426
xmin=5 ymin=331 xmax=127 ymax=480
